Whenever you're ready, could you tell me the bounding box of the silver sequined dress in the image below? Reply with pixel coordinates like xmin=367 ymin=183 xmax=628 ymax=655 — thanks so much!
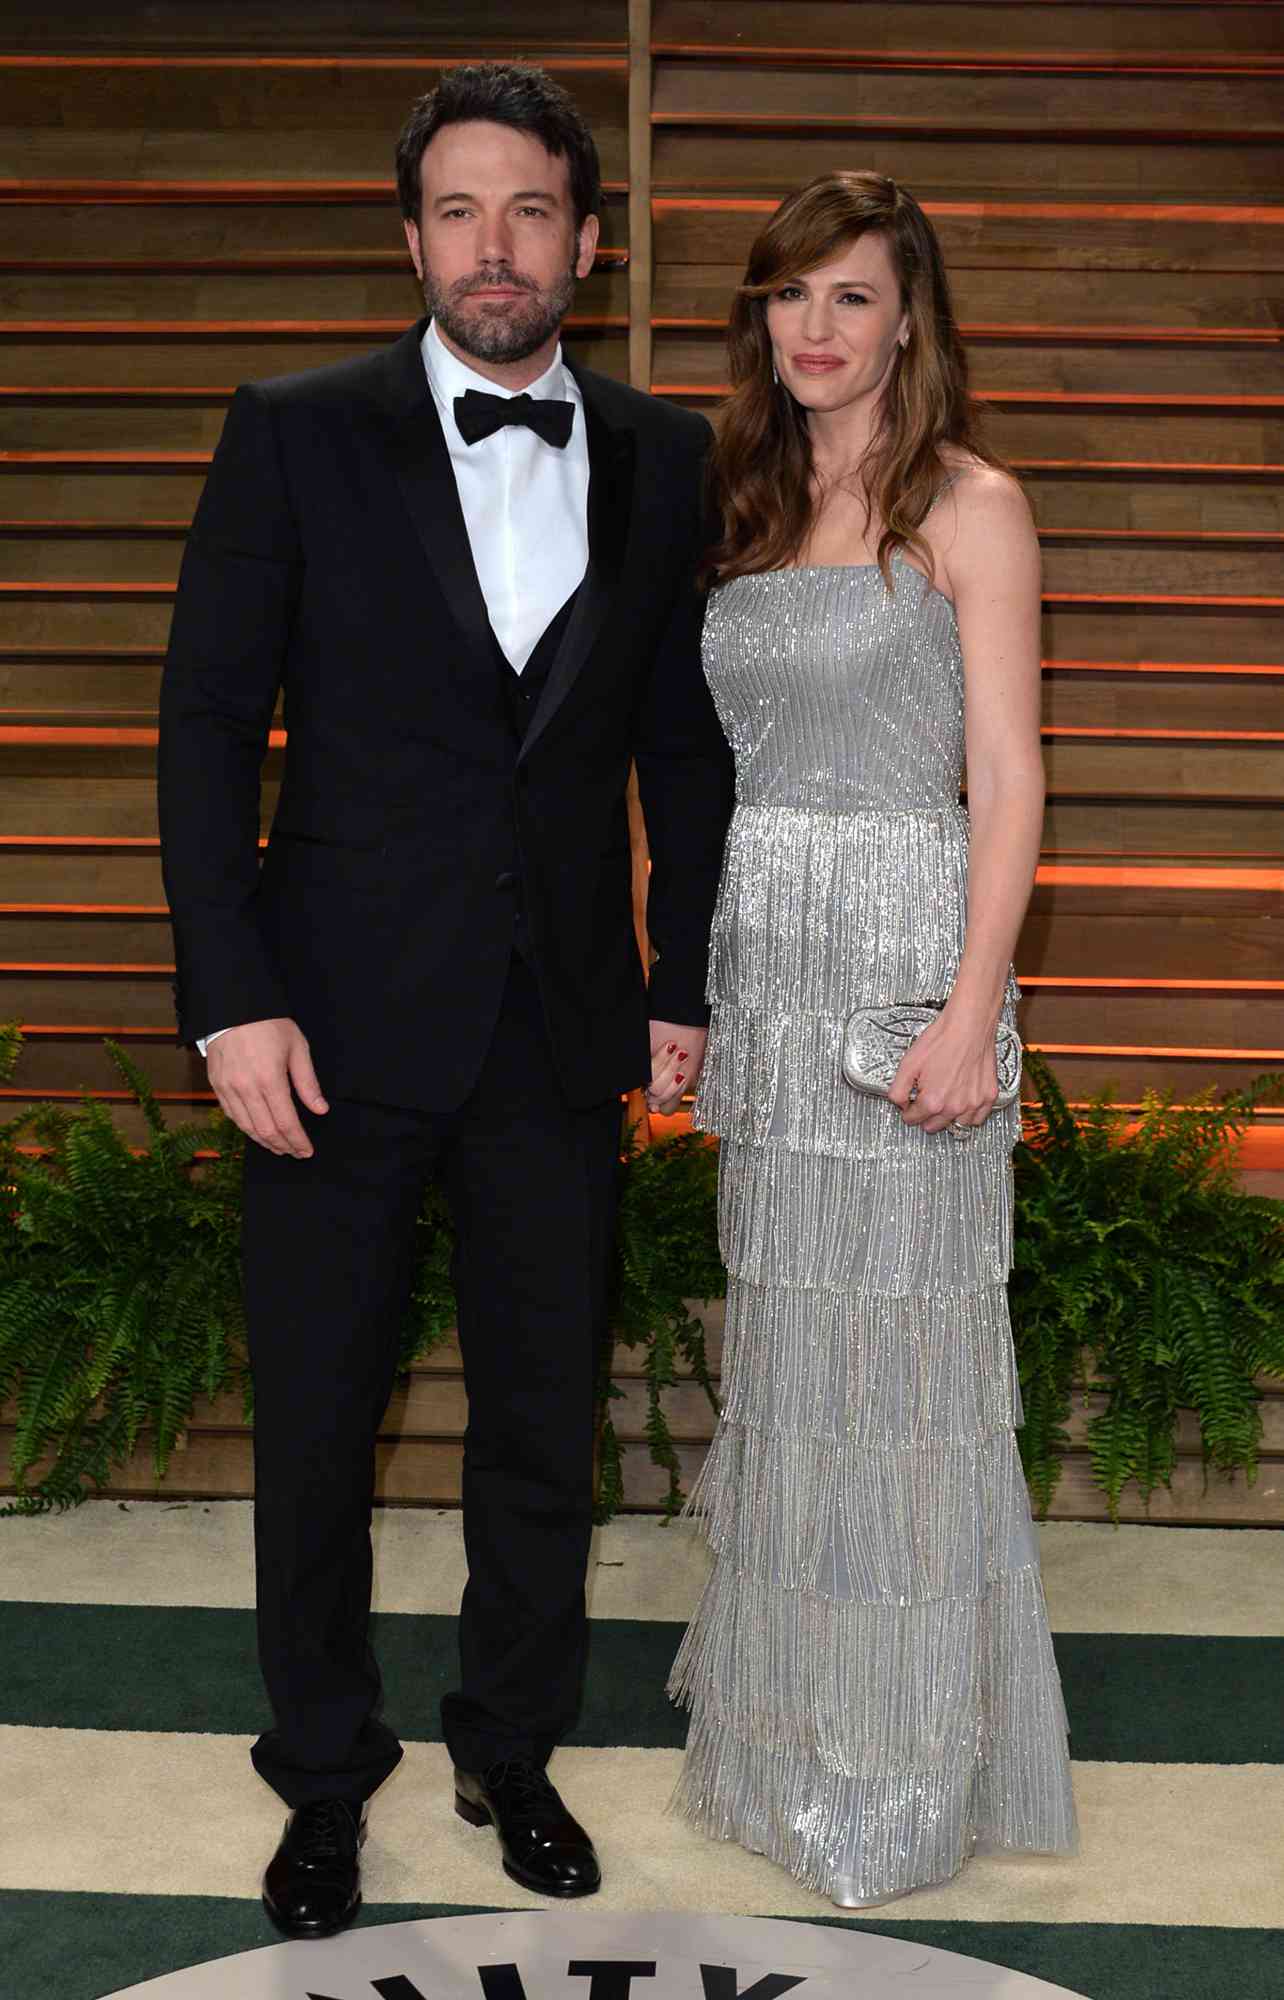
xmin=667 ymin=544 xmax=1078 ymax=1902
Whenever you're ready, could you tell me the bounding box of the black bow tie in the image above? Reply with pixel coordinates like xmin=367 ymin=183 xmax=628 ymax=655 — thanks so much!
xmin=454 ymin=388 xmax=575 ymax=449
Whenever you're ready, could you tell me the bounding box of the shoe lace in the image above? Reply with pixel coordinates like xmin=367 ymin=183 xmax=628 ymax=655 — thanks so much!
xmin=293 ymin=1799 xmax=357 ymax=1863
xmin=485 ymin=1760 xmax=559 ymax=1812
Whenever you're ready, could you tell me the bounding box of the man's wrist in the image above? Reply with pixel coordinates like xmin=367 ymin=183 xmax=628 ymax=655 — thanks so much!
xmin=196 ymin=1028 xmax=231 ymax=1059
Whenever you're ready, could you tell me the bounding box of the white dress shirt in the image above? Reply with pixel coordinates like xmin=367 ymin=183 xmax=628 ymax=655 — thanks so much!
xmin=198 ymin=318 xmax=590 ymax=1057
xmin=422 ymin=316 xmax=588 ymax=670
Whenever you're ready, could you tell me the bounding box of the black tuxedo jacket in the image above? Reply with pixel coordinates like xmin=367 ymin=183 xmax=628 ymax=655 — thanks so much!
xmin=158 ymin=320 xmax=734 ymax=1112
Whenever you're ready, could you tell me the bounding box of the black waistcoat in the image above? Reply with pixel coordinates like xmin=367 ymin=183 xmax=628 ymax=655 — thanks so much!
xmin=491 ymin=586 xmax=580 ymax=744
xmin=492 ymin=586 xmax=581 ymax=959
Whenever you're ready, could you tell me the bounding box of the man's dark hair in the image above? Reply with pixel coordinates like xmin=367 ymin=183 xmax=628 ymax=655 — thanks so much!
xmin=395 ymin=62 xmax=602 ymax=233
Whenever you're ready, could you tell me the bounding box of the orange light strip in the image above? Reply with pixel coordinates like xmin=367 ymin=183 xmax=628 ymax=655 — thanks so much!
xmin=8 ymin=974 xmax=1263 ymax=994
xmin=1030 ymin=1043 xmax=1284 ymax=1060
xmin=0 ymin=649 xmax=1274 ymax=683
xmin=0 ymin=903 xmax=168 ymax=916
xmin=0 ymin=835 xmax=164 ymax=849
xmin=6 ymin=866 xmax=1279 ymax=922
xmin=1044 ymin=596 xmax=1281 ymax=609
xmin=0 ymin=726 xmax=286 ymax=748
xmin=0 ymin=647 xmax=168 ymax=657
xmin=16 ymin=1023 xmax=171 ymax=1037
xmin=0 ymin=450 xmax=211 ymax=465
xmin=1035 ymin=865 xmax=1284 ymax=889
xmin=0 ymin=962 xmax=174 ymax=974
xmin=1020 ymin=976 xmax=1284 ymax=992
xmin=2 ymin=727 xmax=1281 ymax=759
xmin=2 ymin=834 xmax=1271 ymax=858
xmin=1044 ymin=725 xmax=1284 ymax=741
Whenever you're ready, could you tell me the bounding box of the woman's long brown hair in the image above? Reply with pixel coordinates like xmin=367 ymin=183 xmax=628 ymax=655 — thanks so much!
xmin=703 ymin=171 xmax=1005 ymax=590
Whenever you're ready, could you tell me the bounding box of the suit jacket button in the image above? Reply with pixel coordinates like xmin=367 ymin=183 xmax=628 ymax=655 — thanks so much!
xmin=495 ymin=870 xmax=515 ymax=891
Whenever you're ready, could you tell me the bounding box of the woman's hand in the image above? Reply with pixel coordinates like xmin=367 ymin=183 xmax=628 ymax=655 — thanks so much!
xmin=647 ymin=1021 xmax=708 ymax=1115
xmin=885 ymin=1007 xmax=1000 ymax=1135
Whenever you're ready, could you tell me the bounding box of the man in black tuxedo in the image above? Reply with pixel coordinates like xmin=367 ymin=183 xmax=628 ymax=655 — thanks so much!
xmin=158 ymin=63 xmax=731 ymax=1936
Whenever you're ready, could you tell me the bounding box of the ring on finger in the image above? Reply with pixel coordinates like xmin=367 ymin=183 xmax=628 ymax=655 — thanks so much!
xmin=947 ymin=1120 xmax=978 ymax=1142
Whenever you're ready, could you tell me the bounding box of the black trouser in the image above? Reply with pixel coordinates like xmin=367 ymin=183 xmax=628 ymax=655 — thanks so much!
xmin=242 ymin=956 xmax=621 ymax=1808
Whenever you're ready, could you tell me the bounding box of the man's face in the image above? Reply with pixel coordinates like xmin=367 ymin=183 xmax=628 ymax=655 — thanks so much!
xmin=404 ymin=119 xmax=599 ymax=368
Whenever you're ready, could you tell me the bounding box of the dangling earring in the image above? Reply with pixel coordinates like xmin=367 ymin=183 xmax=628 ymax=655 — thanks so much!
xmin=771 ymin=359 xmax=779 ymax=384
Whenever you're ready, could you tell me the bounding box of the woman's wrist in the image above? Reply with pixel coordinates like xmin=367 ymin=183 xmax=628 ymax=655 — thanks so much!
xmin=943 ymin=972 xmax=1006 ymax=1034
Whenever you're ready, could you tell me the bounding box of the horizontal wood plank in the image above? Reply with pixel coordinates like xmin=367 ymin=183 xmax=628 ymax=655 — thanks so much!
xmin=1 ymin=59 xmax=627 ymax=137
xmin=653 ymin=195 xmax=1284 ymax=273
xmin=650 ymin=128 xmax=1284 ymax=200
xmin=0 ymin=125 xmax=632 ymax=187
xmin=652 ymin=3 xmax=1284 ymax=64
xmin=652 ymin=261 xmax=1283 ymax=329
xmin=0 ymin=0 xmax=627 ymax=53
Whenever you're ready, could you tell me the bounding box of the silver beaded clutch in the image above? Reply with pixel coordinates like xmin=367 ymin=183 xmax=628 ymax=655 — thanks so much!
xmin=841 ymin=1002 xmax=1023 ymax=1107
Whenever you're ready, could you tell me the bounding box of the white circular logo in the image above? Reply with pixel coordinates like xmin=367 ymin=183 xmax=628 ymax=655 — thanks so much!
xmin=101 ymin=1911 xmax=1087 ymax=1999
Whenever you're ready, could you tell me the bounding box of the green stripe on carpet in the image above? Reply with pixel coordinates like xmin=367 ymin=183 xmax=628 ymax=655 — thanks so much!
xmin=1 ymin=1604 xmax=1281 ymax=1764
xmin=1 ymin=1894 xmax=1280 ymax=2000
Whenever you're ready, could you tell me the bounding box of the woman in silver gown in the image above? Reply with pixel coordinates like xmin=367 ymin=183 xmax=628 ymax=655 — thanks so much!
xmin=664 ymin=173 xmax=1079 ymax=1908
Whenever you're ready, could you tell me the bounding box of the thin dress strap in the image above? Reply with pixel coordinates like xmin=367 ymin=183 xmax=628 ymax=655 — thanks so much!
xmin=924 ymin=465 xmax=967 ymax=518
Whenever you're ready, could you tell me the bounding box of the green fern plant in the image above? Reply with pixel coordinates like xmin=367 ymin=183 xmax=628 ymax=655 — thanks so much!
xmin=0 ymin=1033 xmax=725 ymax=1518
xmin=1011 ymin=1050 xmax=1284 ymax=1518
xmin=0 ymin=1040 xmax=244 ymax=1513
xmin=605 ymin=1124 xmax=725 ymax=1519
xmin=3 ymin=1026 xmax=1281 ymax=1524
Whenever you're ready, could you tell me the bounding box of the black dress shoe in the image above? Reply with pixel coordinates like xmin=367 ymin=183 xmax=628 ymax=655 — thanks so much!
xmin=262 ymin=1797 xmax=366 ymax=1938
xmin=454 ymin=1759 xmax=601 ymax=1897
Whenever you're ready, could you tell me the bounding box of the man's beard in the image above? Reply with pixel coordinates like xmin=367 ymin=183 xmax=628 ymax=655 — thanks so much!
xmin=422 ymin=259 xmax=576 ymax=366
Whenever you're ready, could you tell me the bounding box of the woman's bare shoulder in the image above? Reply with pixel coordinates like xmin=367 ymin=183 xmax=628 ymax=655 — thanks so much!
xmin=939 ymin=451 xmax=1027 ymax=508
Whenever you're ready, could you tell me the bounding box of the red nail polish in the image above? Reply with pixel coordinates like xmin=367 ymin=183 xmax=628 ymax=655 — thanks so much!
xmin=675 ymin=1073 xmax=685 ymax=1085
xmin=667 ymin=1043 xmax=677 ymax=1054
xmin=678 ymin=1050 xmax=689 ymax=1061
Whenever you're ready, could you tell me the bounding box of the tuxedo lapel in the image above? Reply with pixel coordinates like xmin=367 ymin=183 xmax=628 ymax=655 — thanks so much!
xmin=376 ymin=320 xmax=494 ymax=668
xmin=521 ymin=364 xmax=636 ymax=763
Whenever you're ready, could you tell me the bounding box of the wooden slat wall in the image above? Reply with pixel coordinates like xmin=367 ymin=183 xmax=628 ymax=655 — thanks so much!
xmin=650 ymin=0 xmax=1284 ymax=1131
xmin=1 ymin=1 xmax=1280 ymax=1517
xmin=0 ymin=1 xmax=631 ymax=1133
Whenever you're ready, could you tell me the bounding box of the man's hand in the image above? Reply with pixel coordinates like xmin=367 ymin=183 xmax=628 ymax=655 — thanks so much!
xmin=646 ymin=1021 xmax=707 ymax=1116
xmin=206 ymin=1017 xmax=328 ymax=1158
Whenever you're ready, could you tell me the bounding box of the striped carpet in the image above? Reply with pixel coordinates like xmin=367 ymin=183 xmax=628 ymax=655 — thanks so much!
xmin=2 ymin=1504 xmax=1281 ymax=2000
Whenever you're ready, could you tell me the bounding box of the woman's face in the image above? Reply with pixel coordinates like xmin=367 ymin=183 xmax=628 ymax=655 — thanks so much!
xmin=764 ymin=232 xmax=910 ymax=418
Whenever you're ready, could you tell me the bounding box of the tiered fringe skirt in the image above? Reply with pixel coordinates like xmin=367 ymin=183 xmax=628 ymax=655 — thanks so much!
xmin=669 ymin=1108 xmax=1079 ymax=1903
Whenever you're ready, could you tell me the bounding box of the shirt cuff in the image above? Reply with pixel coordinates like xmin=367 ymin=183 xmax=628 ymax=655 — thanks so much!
xmin=196 ymin=1028 xmax=230 ymax=1058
